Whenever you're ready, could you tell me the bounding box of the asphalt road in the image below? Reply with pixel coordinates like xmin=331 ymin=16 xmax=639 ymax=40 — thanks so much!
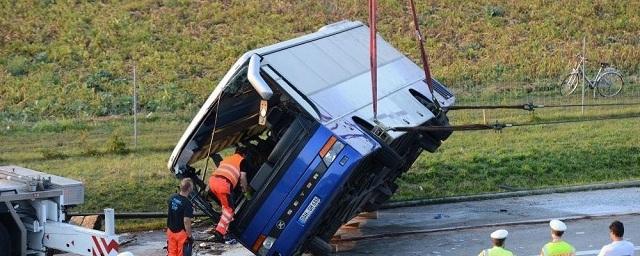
xmin=115 ymin=187 xmax=640 ymax=255
xmin=338 ymin=215 xmax=640 ymax=256
xmin=337 ymin=187 xmax=640 ymax=255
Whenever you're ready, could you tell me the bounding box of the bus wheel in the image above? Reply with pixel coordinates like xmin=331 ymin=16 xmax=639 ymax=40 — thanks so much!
xmin=0 ymin=222 xmax=11 ymax=256
xmin=374 ymin=141 xmax=403 ymax=170
xmin=307 ymin=236 xmax=331 ymax=256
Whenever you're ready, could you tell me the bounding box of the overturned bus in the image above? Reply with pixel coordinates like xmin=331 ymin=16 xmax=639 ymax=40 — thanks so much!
xmin=168 ymin=20 xmax=455 ymax=255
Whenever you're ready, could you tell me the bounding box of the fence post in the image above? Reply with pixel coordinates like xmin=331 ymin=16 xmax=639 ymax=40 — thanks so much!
xmin=482 ymin=109 xmax=487 ymax=124
xmin=581 ymin=36 xmax=586 ymax=115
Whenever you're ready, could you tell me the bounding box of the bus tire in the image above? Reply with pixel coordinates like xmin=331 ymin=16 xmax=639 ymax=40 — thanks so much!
xmin=362 ymin=182 xmax=399 ymax=212
xmin=374 ymin=142 xmax=404 ymax=170
xmin=418 ymin=133 xmax=441 ymax=153
xmin=0 ymin=222 xmax=11 ymax=256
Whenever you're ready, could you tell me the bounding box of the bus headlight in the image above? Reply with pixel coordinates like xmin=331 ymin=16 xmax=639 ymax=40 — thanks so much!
xmin=319 ymin=136 xmax=344 ymax=166
xmin=263 ymin=236 xmax=276 ymax=250
xmin=323 ymin=140 xmax=344 ymax=166
xmin=258 ymin=236 xmax=276 ymax=255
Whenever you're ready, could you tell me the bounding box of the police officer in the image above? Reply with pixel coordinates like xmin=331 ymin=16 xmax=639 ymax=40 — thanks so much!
xmin=167 ymin=178 xmax=194 ymax=256
xmin=540 ymin=219 xmax=576 ymax=256
xmin=478 ymin=229 xmax=514 ymax=256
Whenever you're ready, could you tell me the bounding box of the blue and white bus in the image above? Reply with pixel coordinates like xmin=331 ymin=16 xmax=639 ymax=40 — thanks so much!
xmin=168 ymin=20 xmax=455 ymax=255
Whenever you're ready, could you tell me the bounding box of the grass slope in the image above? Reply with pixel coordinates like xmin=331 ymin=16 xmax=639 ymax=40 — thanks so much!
xmin=1 ymin=112 xmax=638 ymax=214
xmin=2 ymin=0 xmax=639 ymax=119
xmin=1 ymin=0 xmax=639 ymax=231
xmin=397 ymin=118 xmax=640 ymax=200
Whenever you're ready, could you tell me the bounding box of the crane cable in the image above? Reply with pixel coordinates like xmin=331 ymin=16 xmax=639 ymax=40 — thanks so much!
xmin=390 ymin=114 xmax=640 ymax=133
xmin=449 ymin=102 xmax=640 ymax=111
xmin=202 ymin=90 xmax=224 ymax=181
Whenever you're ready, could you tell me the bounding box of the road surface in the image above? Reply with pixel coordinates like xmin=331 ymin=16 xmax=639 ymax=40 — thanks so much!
xmin=338 ymin=214 xmax=639 ymax=256
xmin=117 ymin=187 xmax=640 ymax=255
xmin=336 ymin=187 xmax=640 ymax=255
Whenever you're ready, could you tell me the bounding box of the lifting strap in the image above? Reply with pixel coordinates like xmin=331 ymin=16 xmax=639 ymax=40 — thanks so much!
xmin=408 ymin=0 xmax=441 ymax=110
xmin=369 ymin=0 xmax=379 ymax=120
xmin=369 ymin=0 xmax=441 ymax=121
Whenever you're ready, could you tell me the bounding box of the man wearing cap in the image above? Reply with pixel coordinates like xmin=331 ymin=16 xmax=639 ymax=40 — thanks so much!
xmin=478 ymin=229 xmax=514 ymax=256
xmin=540 ymin=219 xmax=576 ymax=256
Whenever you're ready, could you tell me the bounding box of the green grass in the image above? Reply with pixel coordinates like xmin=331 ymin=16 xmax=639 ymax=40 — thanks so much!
xmin=1 ymin=0 xmax=640 ymax=230
xmin=395 ymin=118 xmax=640 ymax=200
xmin=1 ymin=109 xmax=638 ymax=213
xmin=0 ymin=117 xmax=184 ymax=213
xmin=1 ymin=0 xmax=639 ymax=119
xmin=0 ymin=115 xmax=186 ymax=230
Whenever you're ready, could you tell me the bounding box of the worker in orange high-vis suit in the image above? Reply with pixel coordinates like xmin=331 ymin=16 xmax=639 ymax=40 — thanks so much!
xmin=167 ymin=178 xmax=194 ymax=256
xmin=208 ymin=146 xmax=249 ymax=242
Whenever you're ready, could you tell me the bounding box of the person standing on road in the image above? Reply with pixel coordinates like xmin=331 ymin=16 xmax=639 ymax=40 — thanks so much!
xmin=167 ymin=178 xmax=194 ymax=256
xmin=540 ymin=219 xmax=576 ymax=256
xmin=597 ymin=220 xmax=635 ymax=256
xmin=208 ymin=146 xmax=250 ymax=242
xmin=478 ymin=229 xmax=515 ymax=256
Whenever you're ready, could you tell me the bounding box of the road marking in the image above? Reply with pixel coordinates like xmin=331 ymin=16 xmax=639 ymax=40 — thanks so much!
xmin=530 ymin=246 xmax=640 ymax=256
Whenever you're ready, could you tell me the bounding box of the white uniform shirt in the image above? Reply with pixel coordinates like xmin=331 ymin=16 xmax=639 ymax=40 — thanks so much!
xmin=597 ymin=240 xmax=635 ymax=256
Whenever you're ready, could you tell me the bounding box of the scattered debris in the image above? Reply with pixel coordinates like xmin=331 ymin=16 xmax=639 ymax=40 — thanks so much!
xmin=118 ymin=234 xmax=138 ymax=247
xmin=330 ymin=212 xmax=378 ymax=253
xmin=434 ymin=213 xmax=450 ymax=219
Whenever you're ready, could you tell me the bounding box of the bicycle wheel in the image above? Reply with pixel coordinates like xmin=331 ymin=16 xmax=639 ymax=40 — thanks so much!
xmin=559 ymin=73 xmax=580 ymax=96
xmin=596 ymin=71 xmax=624 ymax=97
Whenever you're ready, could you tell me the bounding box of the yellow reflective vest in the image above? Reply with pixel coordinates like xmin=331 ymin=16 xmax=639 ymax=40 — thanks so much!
xmin=478 ymin=246 xmax=514 ymax=256
xmin=541 ymin=240 xmax=576 ymax=256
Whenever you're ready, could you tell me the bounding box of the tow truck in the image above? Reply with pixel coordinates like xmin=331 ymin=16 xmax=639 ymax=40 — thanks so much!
xmin=0 ymin=165 xmax=121 ymax=256
xmin=168 ymin=19 xmax=455 ymax=256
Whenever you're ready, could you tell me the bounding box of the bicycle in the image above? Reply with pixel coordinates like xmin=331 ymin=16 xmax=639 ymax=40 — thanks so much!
xmin=559 ymin=54 xmax=624 ymax=97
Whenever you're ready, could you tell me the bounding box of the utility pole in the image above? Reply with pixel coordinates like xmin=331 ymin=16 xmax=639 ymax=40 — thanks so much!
xmin=133 ymin=65 xmax=138 ymax=149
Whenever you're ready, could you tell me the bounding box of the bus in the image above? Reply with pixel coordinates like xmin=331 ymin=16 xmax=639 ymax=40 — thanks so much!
xmin=168 ymin=20 xmax=455 ymax=255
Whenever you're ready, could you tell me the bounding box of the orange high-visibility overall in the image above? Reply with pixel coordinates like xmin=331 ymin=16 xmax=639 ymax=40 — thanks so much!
xmin=166 ymin=193 xmax=193 ymax=256
xmin=166 ymin=229 xmax=188 ymax=256
xmin=209 ymin=153 xmax=244 ymax=235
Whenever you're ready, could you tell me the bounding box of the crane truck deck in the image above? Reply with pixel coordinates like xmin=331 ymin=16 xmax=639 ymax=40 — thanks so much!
xmin=0 ymin=165 xmax=121 ymax=256
xmin=168 ymin=20 xmax=455 ymax=255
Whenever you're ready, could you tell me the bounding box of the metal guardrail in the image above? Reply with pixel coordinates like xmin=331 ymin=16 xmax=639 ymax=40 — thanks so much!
xmin=66 ymin=211 xmax=210 ymax=219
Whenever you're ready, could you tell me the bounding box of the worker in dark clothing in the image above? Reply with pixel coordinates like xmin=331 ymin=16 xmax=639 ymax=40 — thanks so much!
xmin=167 ymin=178 xmax=194 ymax=256
xmin=208 ymin=146 xmax=251 ymax=242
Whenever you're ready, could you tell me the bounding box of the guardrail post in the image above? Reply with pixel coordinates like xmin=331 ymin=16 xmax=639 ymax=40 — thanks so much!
xmin=104 ymin=208 xmax=115 ymax=236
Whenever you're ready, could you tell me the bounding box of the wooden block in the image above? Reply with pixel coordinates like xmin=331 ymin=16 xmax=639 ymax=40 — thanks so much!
xmin=81 ymin=215 xmax=102 ymax=230
xmin=330 ymin=212 xmax=378 ymax=246
xmin=331 ymin=241 xmax=356 ymax=253
xmin=69 ymin=216 xmax=84 ymax=226
xmin=357 ymin=211 xmax=378 ymax=219
xmin=332 ymin=228 xmax=362 ymax=242
xmin=343 ymin=221 xmax=361 ymax=229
